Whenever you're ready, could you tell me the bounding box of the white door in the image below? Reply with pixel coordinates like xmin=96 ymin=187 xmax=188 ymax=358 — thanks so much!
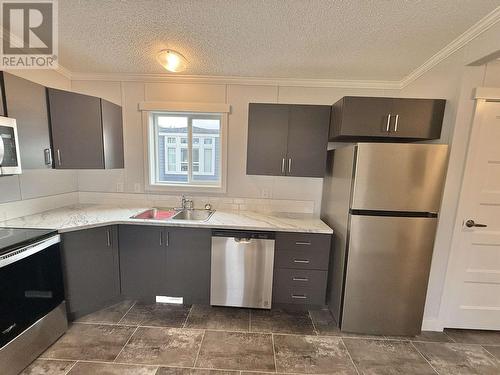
xmin=443 ymin=98 xmax=500 ymax=329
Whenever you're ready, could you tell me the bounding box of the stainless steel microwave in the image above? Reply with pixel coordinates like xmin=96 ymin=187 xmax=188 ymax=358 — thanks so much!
xmin=0 ymin=116 xmax=22 ymax=175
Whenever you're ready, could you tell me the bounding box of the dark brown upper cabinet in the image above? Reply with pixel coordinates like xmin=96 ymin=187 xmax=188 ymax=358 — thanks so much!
xmin=247 ymin=103 xmax=331 ymax=178
xmin=47 ymin=88 xmax=124 ymax=169
xmin=330 ymin=96 xmax=445 ymax=141
xmin=101 ymin=99 xmax=124 ymax=169
xmin=1 ymin=72 xmax=52 ymax=169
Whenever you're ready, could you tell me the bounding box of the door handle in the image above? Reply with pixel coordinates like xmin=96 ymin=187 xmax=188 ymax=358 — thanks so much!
xmin=44 ymin=148 xmax=52 ymax=165
xmin=465 ymin=219 xmax=487 ymax=228
xmin=394 ymin=114 xmax=400 ymax=132
xmin=281 ymin=158 xmax=285 ymax=174
xmin=0 ymin=136 xmax=4 ymax=165
xmin=292 ymin=277 xmax=309 ymax=282
xmin=293 ymin=259 xmax=310 ymax=264
xmin=385 ymin=114 xmax=392 ymax=132
xmin=160 ymin=231 xmax=170 ymax=246
xmin=106 ymin=229 xmax=111 ymax=247
xmin=56 ymin=149 xmax=62 ymax=166
xmin=295 ymin=241 xmax=311 ymax=246
xmin=291 ymin=294 xmax=307 ymax=299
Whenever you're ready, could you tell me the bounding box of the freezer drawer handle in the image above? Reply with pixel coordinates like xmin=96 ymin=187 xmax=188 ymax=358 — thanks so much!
xmin=293 ymin=259 xmax=310 ymax=264
xmin=291 ymin=294 xmax=307 ymax=299
xmin=292 ymin=277 xmax=309 ymax=282
xmin=295 ymin=241 xmax=311 ymax=246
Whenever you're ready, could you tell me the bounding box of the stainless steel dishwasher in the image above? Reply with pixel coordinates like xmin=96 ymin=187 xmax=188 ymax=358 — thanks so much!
xmin=211 ymin=230 xmax=275 ymax=309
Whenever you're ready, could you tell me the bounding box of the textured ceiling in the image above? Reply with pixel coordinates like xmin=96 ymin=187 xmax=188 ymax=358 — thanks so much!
xmin=58 ymin=0 xmax=500 ymax=80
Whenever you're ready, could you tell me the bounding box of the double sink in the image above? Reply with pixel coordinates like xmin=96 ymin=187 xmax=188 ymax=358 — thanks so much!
xmin=131 ymin=208 xmax=215 ymax=222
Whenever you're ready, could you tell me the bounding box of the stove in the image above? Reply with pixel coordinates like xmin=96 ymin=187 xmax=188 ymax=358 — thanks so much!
xmin=0 ymin=227 xmax=67 ymax=375
xmin=0 ymin=228 xmax=56 ymax=255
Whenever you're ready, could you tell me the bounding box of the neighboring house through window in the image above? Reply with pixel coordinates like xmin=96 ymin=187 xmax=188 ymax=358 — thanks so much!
xmin=149 ymin=112 xmax=222 ymax=187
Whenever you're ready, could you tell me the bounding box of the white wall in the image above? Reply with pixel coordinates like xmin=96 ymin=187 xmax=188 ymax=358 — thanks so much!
xmin=400 ymin=20 xmax=500 ymax=329
xmin=0 ymin=69 xmax=79 ymax=208
xmin=72 ymin=79 xmax=398 ymax=214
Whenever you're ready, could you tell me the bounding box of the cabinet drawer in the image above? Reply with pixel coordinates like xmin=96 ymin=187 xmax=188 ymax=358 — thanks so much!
xmin=274 ymin=248 xmax=329 ymax=270
xmin=276 ymin=232 xmax=331 ymax=252
xmin=273 ymin=269 xmax=327 ymax=304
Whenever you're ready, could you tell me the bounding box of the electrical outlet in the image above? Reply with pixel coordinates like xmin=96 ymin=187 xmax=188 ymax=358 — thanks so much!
xmin=134 ymin=183 xmax=142 ymax=193
xmin=261 ymin=188 xmax=270 ymax=198
xmin=116 ymin=182 xmax=124 ymax=192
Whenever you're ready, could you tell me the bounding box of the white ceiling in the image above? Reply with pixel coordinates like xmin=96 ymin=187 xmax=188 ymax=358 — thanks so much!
xmin=59 ymin=0 xmax=500 ymax=80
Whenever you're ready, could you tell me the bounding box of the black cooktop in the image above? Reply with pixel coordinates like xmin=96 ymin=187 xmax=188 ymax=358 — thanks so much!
xmin=0 ymin=227 xmax=57 ymax=255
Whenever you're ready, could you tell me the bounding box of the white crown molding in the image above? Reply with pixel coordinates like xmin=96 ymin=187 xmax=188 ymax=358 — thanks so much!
xmin=400 ymin=6 xmax=500 ymax=89
xmin=57 ymin=6 xmax=500 ymax=91
xmin=54 ymin=64 xmax=72 ymax=79
xmin=68 ymin=71 xmax=402 ymax=90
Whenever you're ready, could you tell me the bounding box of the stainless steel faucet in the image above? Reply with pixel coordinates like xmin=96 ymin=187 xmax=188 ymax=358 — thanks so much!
xmin=181 ymin=195 xmax=194 ymax=210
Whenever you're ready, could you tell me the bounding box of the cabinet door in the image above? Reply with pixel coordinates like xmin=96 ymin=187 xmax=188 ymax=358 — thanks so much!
xmin=119 ymin=225 xmax=165 ymax=299
xmin=164 ymin=227 xmax=211 ymax=304
xmin=101 ymin=99 xmax=124 ymax=169
xmin=332 ymin=97 xmax=393 ymax=138
xmin=286 ymin=105 xmax=330 ymax=177
xmin=60 ymin=226 xmax=120 ymax=319
xmin=47 ymin=88 xmax=104 ymax=169
xmin=390 ymin=99 xmax=445 ymax=139
xmin=247 ymin=103 xmax=289 ymax=176
xmin=2 ymin=72 xmax=51 ymax=169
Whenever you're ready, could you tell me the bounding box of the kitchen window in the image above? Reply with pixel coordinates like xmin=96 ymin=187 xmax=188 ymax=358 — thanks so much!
xmin=148 ymin=111 xmax=224 ymax=189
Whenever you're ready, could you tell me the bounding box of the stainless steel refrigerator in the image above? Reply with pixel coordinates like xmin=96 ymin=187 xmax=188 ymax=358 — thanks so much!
xmin=321 ymin=143 xmax=448 ymax=336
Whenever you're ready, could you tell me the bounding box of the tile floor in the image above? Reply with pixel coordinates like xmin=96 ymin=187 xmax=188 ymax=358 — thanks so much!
xmin=21 ymin=301 xmax=500 ymax=375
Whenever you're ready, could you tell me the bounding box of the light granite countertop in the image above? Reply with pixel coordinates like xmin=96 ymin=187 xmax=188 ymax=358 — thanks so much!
xmin=0 ymin=204 xmax=333 ymax=234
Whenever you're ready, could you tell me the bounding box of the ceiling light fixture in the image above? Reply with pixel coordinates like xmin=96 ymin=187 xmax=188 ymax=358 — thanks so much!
xmin=157 ymin=49 xmax=188 ymax=72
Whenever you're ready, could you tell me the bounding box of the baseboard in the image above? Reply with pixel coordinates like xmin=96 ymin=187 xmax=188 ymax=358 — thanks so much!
xmin=422 ymin=318 xmax=444 ymax=332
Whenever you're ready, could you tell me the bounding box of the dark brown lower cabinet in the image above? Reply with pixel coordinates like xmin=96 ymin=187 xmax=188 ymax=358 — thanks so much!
xmin=273 ymin=268 xmax=328 ymax=305
xmin=60 ymin=226 xmax=120 ymax=320
xmin=272 ymin=232 xmax=331 ymax=308
xmin=119 ymin=225 xmax=165 ymax=300
xmin=119 ymin=225 xmax=211 ymax=304
xmin=165 ymin=227 xmax=211 ymax=304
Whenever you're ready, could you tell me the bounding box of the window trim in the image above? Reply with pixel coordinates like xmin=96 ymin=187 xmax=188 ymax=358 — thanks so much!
xmin=142 ymin=108 xmax=228 ymax=194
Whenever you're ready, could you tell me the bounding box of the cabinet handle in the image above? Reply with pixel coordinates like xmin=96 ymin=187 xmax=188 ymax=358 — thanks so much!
xmin=44 ymin=148 xmax=52 ymax=165
xmin=281 ymin=158 xmax=285 ymax=174
xmin=160 ymin=231 xmax=163 ymax=246
xmin=385 ymin=114 xmax=392 ymax=132
xmin=295 ymin=241 xmax=311 ymax=246
xmin=394 ymin=114 xmax=399 ymax=132
xmin=56 ymin=149 xmax=62 ymax=166
xmin=165 ymin=231 xmax=169 ymax=247
xmin=291 ymin=294 xmax=307 ymax=299
xmin=106 ymin=229 xmax=111 ymax=247
xmin=293 ymin=259 xmax=310 ymax=264
xmin=288 ymin=158 xmax=292 ymax=174
xmin=292 ymin=277 xmax=309 ymax=282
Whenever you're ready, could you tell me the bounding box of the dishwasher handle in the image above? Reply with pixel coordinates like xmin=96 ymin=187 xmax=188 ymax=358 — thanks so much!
xmin=234 ymin=237 xmax=252 ymax=244
xmin=212 ymin=230 xmax=275 ymax=240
